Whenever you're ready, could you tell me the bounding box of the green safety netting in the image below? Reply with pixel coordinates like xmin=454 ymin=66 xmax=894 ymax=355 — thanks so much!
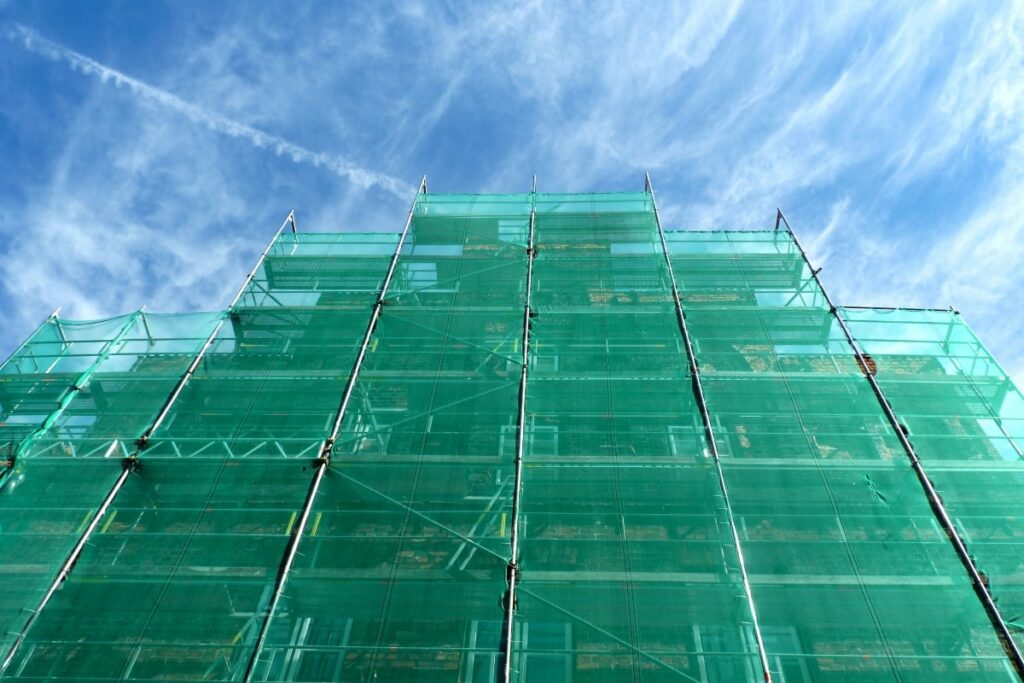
xmin=0 ymin=193 xmax=1019 ymax=683
xmin=0 ymin=311 xmax=221 ymax=660
xmin=518 ymin=194 xmax=760 ymax=682
xmin=2 ymin=231 xmax=397 ymax=680
xmin=843 ymin=307 xmax=1024 ymax=654
xmin=667 ymin=230 xmax=1014 ymax=681
xmin=253 ymin=194 xmax=532 ymax=681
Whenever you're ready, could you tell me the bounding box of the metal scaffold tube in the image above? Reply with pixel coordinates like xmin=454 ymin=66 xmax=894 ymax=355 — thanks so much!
xmin=499 ymin=174 xmax=537 ymax=683
xmin=0 ymin=211 xmax=298 ymax=676
xmin=136 ymin=210 xmax=297 ymax=449
xmin=647 ymin=173 xmax=774 ymax=683
xmin=776 ymin=207 xmax=1024 ymax=681
xmin=0 ymin=441 xmax=127 ymax=672
xmin=13 ymin=308 xmax=144 ymax=462
xmin=241 ymin=177 xmax=427 ymax=683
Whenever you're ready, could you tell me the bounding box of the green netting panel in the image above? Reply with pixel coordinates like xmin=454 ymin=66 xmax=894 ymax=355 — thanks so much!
xmin=17 ymin=312 xmax=222 ymax=459
xmin=513 ymin=195 xmax=762 ymax=683
xmin=1 ymin=231 xmax=398 ymax=681
xmin=0 ymin=316 xmax=135 ymax=457
xmin=0 ymin=459 xmax=121 ymax=655
xmin=254 ymin=194 xmax=532 ymax=681
xmin=144 ymin=232 xmax=397 ymax=458
xmin=3 ymin=459 xmax=310 ymax=681
xmin=844 ymin=307 xmax=1024 ymax=654
xmin=1 ymin=198 xmax=1022 ymax=682
xmin=668 ymin=231 xmax=1015 ymax=680
xmin=0 ymin=312 xmax=222 ymax=663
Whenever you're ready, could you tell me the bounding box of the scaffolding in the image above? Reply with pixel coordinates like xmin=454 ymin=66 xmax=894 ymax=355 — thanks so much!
xmin=0 ymin=179 xmax=1021 ymax=682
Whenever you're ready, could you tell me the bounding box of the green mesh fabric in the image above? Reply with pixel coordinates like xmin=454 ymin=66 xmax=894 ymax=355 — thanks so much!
xmin=0 ymin=315 xmax=138 ymax=457
xmin=0 ymin=312 xmax=221 ymax=658
xmin=0 ymin=195 xmax=1020 ymax=683
xmin=668 ymin=231 xmax=1014 ymax=681
xmin=253 ymin=194 xmax=531 ymax=681
xmin=517 ymin=194 xmax=760 ymax=682
xmin=2 ymin=232 xmax=397 ymax=681
xmin=843 ymin=307 xmax=1024 ymax=654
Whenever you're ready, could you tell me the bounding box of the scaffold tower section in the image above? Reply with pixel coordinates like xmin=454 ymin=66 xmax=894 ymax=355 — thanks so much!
xmin=0 ymin=189 xmax=1021 ymax=683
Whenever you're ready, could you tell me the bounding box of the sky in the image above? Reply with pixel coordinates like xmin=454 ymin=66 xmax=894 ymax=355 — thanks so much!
xmin=0 ymin=1 xmax=1022 ymax=385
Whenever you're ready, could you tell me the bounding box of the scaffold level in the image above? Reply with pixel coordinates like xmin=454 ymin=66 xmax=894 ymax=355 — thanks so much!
xmin=0 ymin=182 xmax=1021 ymax=683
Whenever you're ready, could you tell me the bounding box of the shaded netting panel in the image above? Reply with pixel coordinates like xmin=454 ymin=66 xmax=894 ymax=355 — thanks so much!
xmin=145 ymin=232 xmax=397 ymax=459
xmin=0 ymin=459 xmax=121 ymax=655
xmin=668 ymin=230 xmax=1015 ymax=681
xmin=844 ymin=307 xmax=1024 ymax=653
xmin=3 ymin=459 xmax=310 ymax=682
xmin=513 ymin=194 xmax=762 ymax=683
xmin=253 ymin=194 xmax=531 ymax=681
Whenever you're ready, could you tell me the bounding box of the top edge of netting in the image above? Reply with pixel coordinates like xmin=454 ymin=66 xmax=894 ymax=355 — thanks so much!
xmin=48 ymin=310 xmax=224 ymax=326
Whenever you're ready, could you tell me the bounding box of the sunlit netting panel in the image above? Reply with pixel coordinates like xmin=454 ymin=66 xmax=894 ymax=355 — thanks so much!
xmin=844 ymin=307 xmax=1024 ymax=654
xmin=144 ymin=233 xmax=397 ymax=459
xmin=512 ymin=195 xmax=761 ymax=683
xmin=0 ymin=316 xmax=133 ymax=458
xmin=4 ymin=459 xmax=310 ymax=681
xmin=0 ymin=459 xmax=120 ymax=655
xmin=17 ymin=312 xmax=222 ymax=459
xmin=0 ymin=313 xmax=221 ymax=661
xmin=668 ymin=231 xmax=1015 ymax=681
xmin=255 ymin=194 xmax=531 ymax=681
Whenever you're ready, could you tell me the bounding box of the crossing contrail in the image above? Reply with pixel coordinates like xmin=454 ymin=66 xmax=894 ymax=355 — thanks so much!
xmin=6 ymin=23 xmax=414 ymax=200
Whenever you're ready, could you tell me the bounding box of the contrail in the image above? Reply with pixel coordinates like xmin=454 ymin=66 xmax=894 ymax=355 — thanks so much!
xmin=6 ymin=23 xmax=414 ymax=200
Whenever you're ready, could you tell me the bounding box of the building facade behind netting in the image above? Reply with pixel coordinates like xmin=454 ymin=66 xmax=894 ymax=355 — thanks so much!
xmin=0 ymin=180 xmax=1022 ymax=683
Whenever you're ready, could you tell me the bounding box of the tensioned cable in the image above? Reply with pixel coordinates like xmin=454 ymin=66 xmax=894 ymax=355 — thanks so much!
xmin=647 ymin=173 xmax=774 ymax=683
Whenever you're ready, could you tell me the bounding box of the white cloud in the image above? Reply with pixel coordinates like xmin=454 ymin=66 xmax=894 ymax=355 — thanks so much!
xmin=6 ymin=23 xmax=413 ymax=201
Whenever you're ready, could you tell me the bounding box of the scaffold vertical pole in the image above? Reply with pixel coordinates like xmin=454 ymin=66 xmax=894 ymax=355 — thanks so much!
xmin=648 ymin=173 xmax=774 ymax=683
xmin=777 ymin=207 xmax=1024 ymax=680
xmin=0 ymin=211 xmax=299 ymax=676
xmin=136 ymin=210 xmax=301 ymax=450
xmin=0 ymin=440 xmax=126 ymax=673
xmin=241 ymin=176 xmax=427 ymax=683
xmin=499 ymin=174 xmax=537 ymax=683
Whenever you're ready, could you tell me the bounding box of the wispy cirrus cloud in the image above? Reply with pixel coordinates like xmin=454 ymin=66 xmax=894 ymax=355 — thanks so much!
xmin=0 ymin=1 xmax=1021 ymax=386
xmin=5 ymin=23 xmax=413 ymax=200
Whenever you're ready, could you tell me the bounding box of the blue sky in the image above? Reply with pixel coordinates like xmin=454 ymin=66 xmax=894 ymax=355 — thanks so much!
xmin=1 ymin=1 xmax=1022 ymax=384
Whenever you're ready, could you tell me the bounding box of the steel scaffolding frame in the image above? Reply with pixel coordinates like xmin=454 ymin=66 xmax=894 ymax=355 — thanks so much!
xmin=777 ymin=207 xmax=1024 ymax=679
xmin=241 ymin=177 xmax=427 ymax=682
xmin=647 ymin=173 xmax=774 ymax=683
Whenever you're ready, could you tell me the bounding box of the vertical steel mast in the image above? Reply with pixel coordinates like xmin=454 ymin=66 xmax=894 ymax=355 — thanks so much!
xmin=499 ymin=174 xmax=537 ymax=683
xmin=648 ymin=174 xmax=774 ymax=683
xmin=242 ymin=177 xmax=427 ymax=683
